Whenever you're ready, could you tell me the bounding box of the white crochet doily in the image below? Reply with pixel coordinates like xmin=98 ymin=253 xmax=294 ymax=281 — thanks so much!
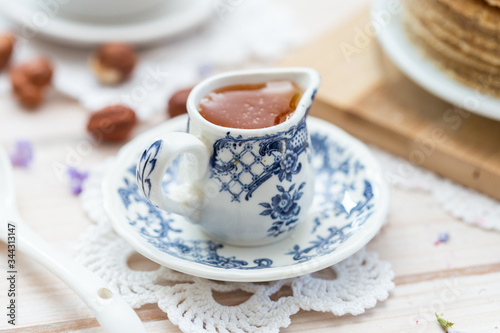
xmin=77 ymin=161 xmax=395 ymax=333
xmin=371 ymin=147 xmax=500 ymax=231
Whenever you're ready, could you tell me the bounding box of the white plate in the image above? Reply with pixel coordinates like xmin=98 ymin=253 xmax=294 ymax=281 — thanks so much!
xmin=0 ymin=0 xmax=212 ymax=47
xmin=372 ymin=0 xmax=500 ymax=121
xmin=102 ymin=115 xmax=389 ymax=282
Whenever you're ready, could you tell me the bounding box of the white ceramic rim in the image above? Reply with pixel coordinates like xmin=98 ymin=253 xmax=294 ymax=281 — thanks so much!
xmin=372 ymin=0 xmax=500 ymax=122
xmin=186 ymin=67 xmax=321 ymax=137
xmin=0 ymin=0 xmax=212 ymax=47
xmin=102 ymin=114 xmax=390 ymax=282
xmin=58 ymin=0 xmax=164 ymax=19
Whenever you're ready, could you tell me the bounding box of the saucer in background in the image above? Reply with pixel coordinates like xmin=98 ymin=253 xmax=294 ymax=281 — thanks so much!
xmin=0 ymin=0 xmax=213 ymax=47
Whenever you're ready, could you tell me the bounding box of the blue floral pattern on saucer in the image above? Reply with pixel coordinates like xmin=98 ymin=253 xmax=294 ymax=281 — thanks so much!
xmin=104 ymin=115 xmax=388 ymax=281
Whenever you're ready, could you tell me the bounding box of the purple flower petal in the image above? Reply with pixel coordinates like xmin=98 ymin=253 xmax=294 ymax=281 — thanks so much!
xmin=68 ymin=167 xmax=89 ymax=195
xmin=438 ymin=232 xmax=449 ymax=243
xmin=198 ymin=63 xmax=214 ymax=78
xmin=9 ymin=140 xmax=33 ymax=168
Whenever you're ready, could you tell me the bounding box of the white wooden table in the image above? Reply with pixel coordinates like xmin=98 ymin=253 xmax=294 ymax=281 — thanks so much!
xmin=1 ymin=1 xmax=500 ymax=332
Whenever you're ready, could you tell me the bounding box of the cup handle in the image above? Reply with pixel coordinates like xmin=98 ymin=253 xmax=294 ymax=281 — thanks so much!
xmin=136 ymin=132 xmax=210 ymax=222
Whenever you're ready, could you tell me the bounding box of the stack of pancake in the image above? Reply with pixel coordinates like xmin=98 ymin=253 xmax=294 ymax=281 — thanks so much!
xmin=403 ymin=0 xmax=500 ymax=97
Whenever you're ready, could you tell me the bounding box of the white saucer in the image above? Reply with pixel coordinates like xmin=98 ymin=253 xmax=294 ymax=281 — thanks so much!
xmin=373 ymin=0 xmax=500 ymax=121
xmin=102 ymin=115 xmax=389 ymax=282
xmin=0 ymin=0 xmax=213 ymax=47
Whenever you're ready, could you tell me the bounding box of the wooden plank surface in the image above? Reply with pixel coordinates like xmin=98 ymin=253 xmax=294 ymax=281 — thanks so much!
xmin=280 ymin=10 xmax=500 ymax=202
xmin=0 ymin=93 xmax=500 ymax=333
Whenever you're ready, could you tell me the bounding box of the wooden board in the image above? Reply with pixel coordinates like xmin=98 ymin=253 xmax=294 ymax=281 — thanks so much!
xmin=280 ymin=9 xmax=500 ymax=201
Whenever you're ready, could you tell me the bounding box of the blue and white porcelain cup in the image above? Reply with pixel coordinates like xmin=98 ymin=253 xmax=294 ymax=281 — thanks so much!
xmin=136 ymin=68 xmax=320 ymax=246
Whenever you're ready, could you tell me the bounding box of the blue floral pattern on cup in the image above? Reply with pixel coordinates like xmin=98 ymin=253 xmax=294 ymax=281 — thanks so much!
xmin=210 ymin=117 xmax=308 ymax=202
xmin=136 ymin=140 xmax=162 ymax=201
xmin=279 ymin=151 xmax=300 ymax=181
xmin=260 ymin=182 xmax=305 ymax=237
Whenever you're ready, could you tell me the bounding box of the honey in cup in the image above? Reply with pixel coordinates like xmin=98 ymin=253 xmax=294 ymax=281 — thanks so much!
xmin=198 ymin=80 xmax=303 ymax=129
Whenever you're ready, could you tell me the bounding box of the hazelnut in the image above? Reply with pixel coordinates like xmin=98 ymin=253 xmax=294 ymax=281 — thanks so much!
xmin=16 ymin=84 xmax=43 ymax=108
xmin=10 ymin=67 xmax=29 ymax=95
xmin=168 ymin=87 xmax=193 ymax=118
xmin=24 ymin=57 xmax=53 ymax=87
xmin=10 ymin=57 xmax=53 ymax=109
xmin=87 ymin=105 xmax=137 ymax=142
xmin=0 ymin=33 xmax=14 ymax=70
xmin=90 ymin=43 xmax=137 ymax=85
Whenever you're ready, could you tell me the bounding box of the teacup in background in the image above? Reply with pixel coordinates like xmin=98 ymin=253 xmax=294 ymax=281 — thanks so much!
xmin=136 ymin=67 xmax=320 ymax=246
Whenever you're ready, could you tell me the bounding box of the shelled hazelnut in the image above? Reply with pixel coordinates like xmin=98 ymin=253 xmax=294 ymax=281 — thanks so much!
xmin=168 ymin=87 xmax=193 ymax=118
xmin=10 ymin=57 xmax=53 ymax=108
xmin=0 ymin=33 xmax=15 ymax=70
xmin=87 ymin=105 xmax=137 ymax=142
xmin=24 ymin=58 xmax=53 ymax=87
xmin=90 ymin=43 xmax=137 ymax=85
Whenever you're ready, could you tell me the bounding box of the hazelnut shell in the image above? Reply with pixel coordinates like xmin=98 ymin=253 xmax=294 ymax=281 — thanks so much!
xmin=168 ymin=88 xmax=193 ymax=118
xmin=24 ymin=57 xmax=53 ymax=87
xmin=92 ymin=43 xmax=137 ymax=85
xmin=0 ymin=34 xmax=15 ymax=70
xmin=9 ymin=57 xmax=53 ymax=109
xmin=87 ymin=105 xmax=137 ymax=141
